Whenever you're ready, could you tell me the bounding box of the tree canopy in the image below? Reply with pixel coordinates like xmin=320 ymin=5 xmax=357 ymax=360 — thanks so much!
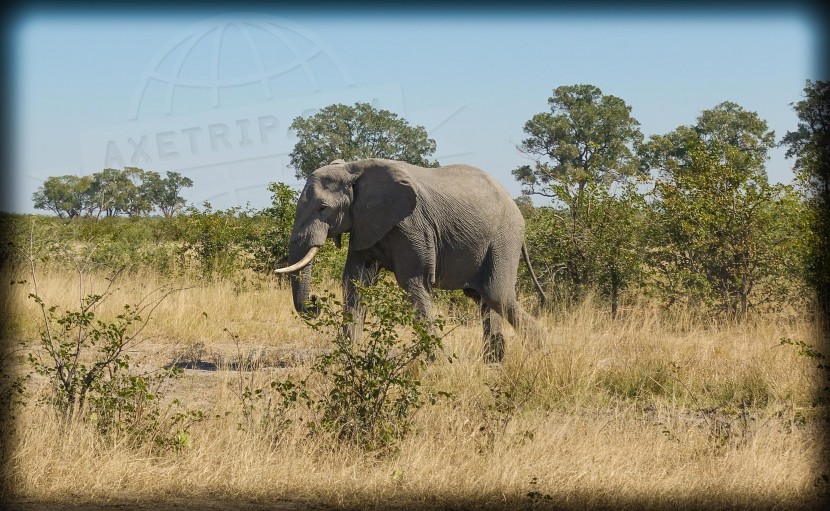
xmin=288 ymin=102 xmax=438 ymax=179
xmin=512 ymin=84 xmax=643 ymax=200
xmin=513 ymin=84 xmax=646 ymax=311
xmin=641 ymin=102 xmax=800 ymax=316
xmin=32 ymin=168 xmax=193 ymax=219
xmin=32 ymin=174 xmax=92 ymax=218
xmin=782 ymin=80 xmax=830 ymax=321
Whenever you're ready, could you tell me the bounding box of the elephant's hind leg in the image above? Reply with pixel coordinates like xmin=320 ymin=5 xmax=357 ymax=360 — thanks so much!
xmin=479 ymin=287 xmax=546 ymax=353
xmin=482 ymin=305 xmax=506 ymax=363
xmin=502 ymin=300 xmax=546 ymax=350
xmin=464 ymin=288 xmax=505 ymax=363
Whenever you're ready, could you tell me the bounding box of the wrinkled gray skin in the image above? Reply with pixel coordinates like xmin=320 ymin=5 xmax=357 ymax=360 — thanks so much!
xmin=285 ymin=158 xmax=546 ymax=362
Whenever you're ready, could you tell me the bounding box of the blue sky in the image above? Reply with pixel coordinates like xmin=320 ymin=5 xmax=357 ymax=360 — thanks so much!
xmin=9 ymin=7 xmax=821 ymax=213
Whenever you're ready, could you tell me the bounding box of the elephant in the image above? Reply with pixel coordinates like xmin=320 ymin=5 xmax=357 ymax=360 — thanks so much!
xmin=275 ymin=158 xmax=547 ymax=362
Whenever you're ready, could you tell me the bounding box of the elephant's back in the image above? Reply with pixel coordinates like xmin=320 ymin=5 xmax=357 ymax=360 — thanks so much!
xmin=406 ymin=162 xmax=526 ymax=243
xmin=409 ymin=163 xmax=518 ymax=210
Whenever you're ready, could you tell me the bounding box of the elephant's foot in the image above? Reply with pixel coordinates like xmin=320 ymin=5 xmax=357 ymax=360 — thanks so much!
xmin=483 ymin=333 xmax=505 ymax=364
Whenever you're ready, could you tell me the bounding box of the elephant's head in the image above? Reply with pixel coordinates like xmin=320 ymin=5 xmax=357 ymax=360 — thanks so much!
xmin=275 ymin=159 xmax=417 ymax=314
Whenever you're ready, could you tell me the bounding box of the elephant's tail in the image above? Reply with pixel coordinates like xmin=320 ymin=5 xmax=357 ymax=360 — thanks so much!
xmin=522 ymin=242 xmax=548 ymax=305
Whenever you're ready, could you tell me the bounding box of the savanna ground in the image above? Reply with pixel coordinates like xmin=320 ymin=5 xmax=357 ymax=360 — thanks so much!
xmin=2 ymin=266 xmax=829 ymax=511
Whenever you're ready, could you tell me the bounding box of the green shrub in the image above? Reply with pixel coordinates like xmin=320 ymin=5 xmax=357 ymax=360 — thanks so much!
xmin=22 ymin=233 xmax=204 ymax=450
xmin=241 ymin=182 xmax=298 ymax=275
xmin=176 ymin=202 xmax=253 ymax=278
xmin=25 ymin=285 xmax=203 ymax=449
xmin=274 ymin=280 xmax=452 ymax=451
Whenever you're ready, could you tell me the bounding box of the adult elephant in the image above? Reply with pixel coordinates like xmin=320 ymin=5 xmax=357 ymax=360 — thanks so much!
xmin=275 ymin=158 xmax=547 ymax=362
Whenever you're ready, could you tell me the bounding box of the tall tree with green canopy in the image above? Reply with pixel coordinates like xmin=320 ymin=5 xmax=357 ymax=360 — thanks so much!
xmin=121 ymin=167 xmax=153 ymax=217
xmin=512 ymin=83 xmax=644 ymax=200
xmin=89 ymin=168 xmax=136 ymax=218
xmin=143 ymin=171 xmax=194 ymax=217
xmin=288 ymin=102 xmax=438 ymax=179
xmin=782 ymin=80 xmax=830 ymax=322
xmin=32 ymin=175 xmax=93 ymax=218
xmin=512 ymin=84 xmax=646 ymax=310
xmin=642 ymin=101 xmax=805 ymax=317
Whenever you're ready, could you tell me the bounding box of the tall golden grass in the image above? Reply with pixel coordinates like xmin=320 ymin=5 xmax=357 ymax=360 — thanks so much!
xmin=2 ymin=268 xmax=827 ymax=510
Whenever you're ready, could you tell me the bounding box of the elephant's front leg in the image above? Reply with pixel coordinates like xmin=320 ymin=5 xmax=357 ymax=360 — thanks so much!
xmin=342 ymin=252 xmax=381 ymax=341
xmin=390 ymin=256 xmax=440 ymax=364
xmin=396 ymin=275 xmax=434 ymax=326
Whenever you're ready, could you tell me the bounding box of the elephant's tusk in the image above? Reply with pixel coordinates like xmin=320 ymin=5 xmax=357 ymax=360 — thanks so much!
xmin=274 ymin=246 xmax=320 ymax=273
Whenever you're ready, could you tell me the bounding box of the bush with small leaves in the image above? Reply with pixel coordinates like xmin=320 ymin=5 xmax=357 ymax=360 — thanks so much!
xmin=274 ymin=280 xmax=453 ymax=451
xmin=26 ymin=288 xmax=204 ymax=450
xmin=22 ymin=230 xmax=204 ymax=450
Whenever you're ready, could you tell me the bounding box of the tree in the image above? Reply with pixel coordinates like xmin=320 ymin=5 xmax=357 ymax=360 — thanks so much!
xmin=120 ymin=167 xmax=153 ymax=217
xmin=642 ymin=102 xmax=804 ymax=316
xmin=89 ymin=168 xmax=135 ymax=218
xmin=512 ymin=84 xmax=643 ymax=201
xmin=512 ymin=84 xmax=646 ymax=309
xmin=244 ymin=182 xmax=299 ymax=274
xmin=33 ymin=168 xmax=192 ymax=219
xmin=143 ymin=171 xmax=193 ymax=217
xmin=782 ymin=80 xmax=830 ymax=322
xmin=521 ymin=183 xmax=646 ymax=315
xmin=32 ymin=175 xmax=92 ymax=218
xmin=289 ymin=102 xmax=438 ymax=179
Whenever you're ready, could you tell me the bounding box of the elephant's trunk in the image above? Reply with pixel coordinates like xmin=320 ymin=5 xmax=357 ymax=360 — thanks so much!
xmin=287 ymin=241 xmax=321 ymax=315
xmin=284 ymin=208 xmax=329 ymax=315
xmin=290 ymin=263 xmax=315 ymax=314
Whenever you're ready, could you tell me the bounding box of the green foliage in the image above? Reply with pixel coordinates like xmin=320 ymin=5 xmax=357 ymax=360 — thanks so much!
xmin=242 ymin=182 xmax=298 ymax=274
xmin=782 ymin=80 xmax=830 ymax=321
xmin=173 ymin=191 xmax=349 ymax=282
xmin=86 ymin=367 xmax=206 ymax=452
xmin=87 ymin=167 xmax=143 ymax=218
xmin=142 ymin=171 xmax=194 ymax=217
xmin=7 ymin=187 xmax=356 ymax=286
xmin=32 ymin=174 xmax=92 ymax=218
xmin=274 ymin=280 xmax=451 ymax=450
xmin=308 ymin=237 xmax=350 ymax=285
xmin=32 ymin=167 xmax=193 ymax=219
xmin=177 ymin=202 xmax=255 ymax=278
xmin=512 ymin=84 xmax=647 ymax=314
xmin=520 ymin=183 xmax=647 ymax=314
xmin=512 ymin=83 xmax=644 ymax=198
xmin=25 ymin=273 xmax=201 ymax=450
xmin=289 ymin=102 xmax=438 ymax=179
xmin=513 ymin=87 xmax=811 ymax=318
xmin=14 ymin=223 xmax=202 ymax=449
xmin=642 ymin=102 xmax=807 ymax=316
xmin=3 ymin=214 xmax=184 ymax=277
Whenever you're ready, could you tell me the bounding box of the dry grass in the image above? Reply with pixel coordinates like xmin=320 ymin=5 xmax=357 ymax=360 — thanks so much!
xmin=2 ymin=268 xmax=828 ymax=510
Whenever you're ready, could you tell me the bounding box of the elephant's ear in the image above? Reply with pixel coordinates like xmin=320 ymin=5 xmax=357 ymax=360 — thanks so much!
xmin=349 ymin=161 xmax=417 ymax=251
